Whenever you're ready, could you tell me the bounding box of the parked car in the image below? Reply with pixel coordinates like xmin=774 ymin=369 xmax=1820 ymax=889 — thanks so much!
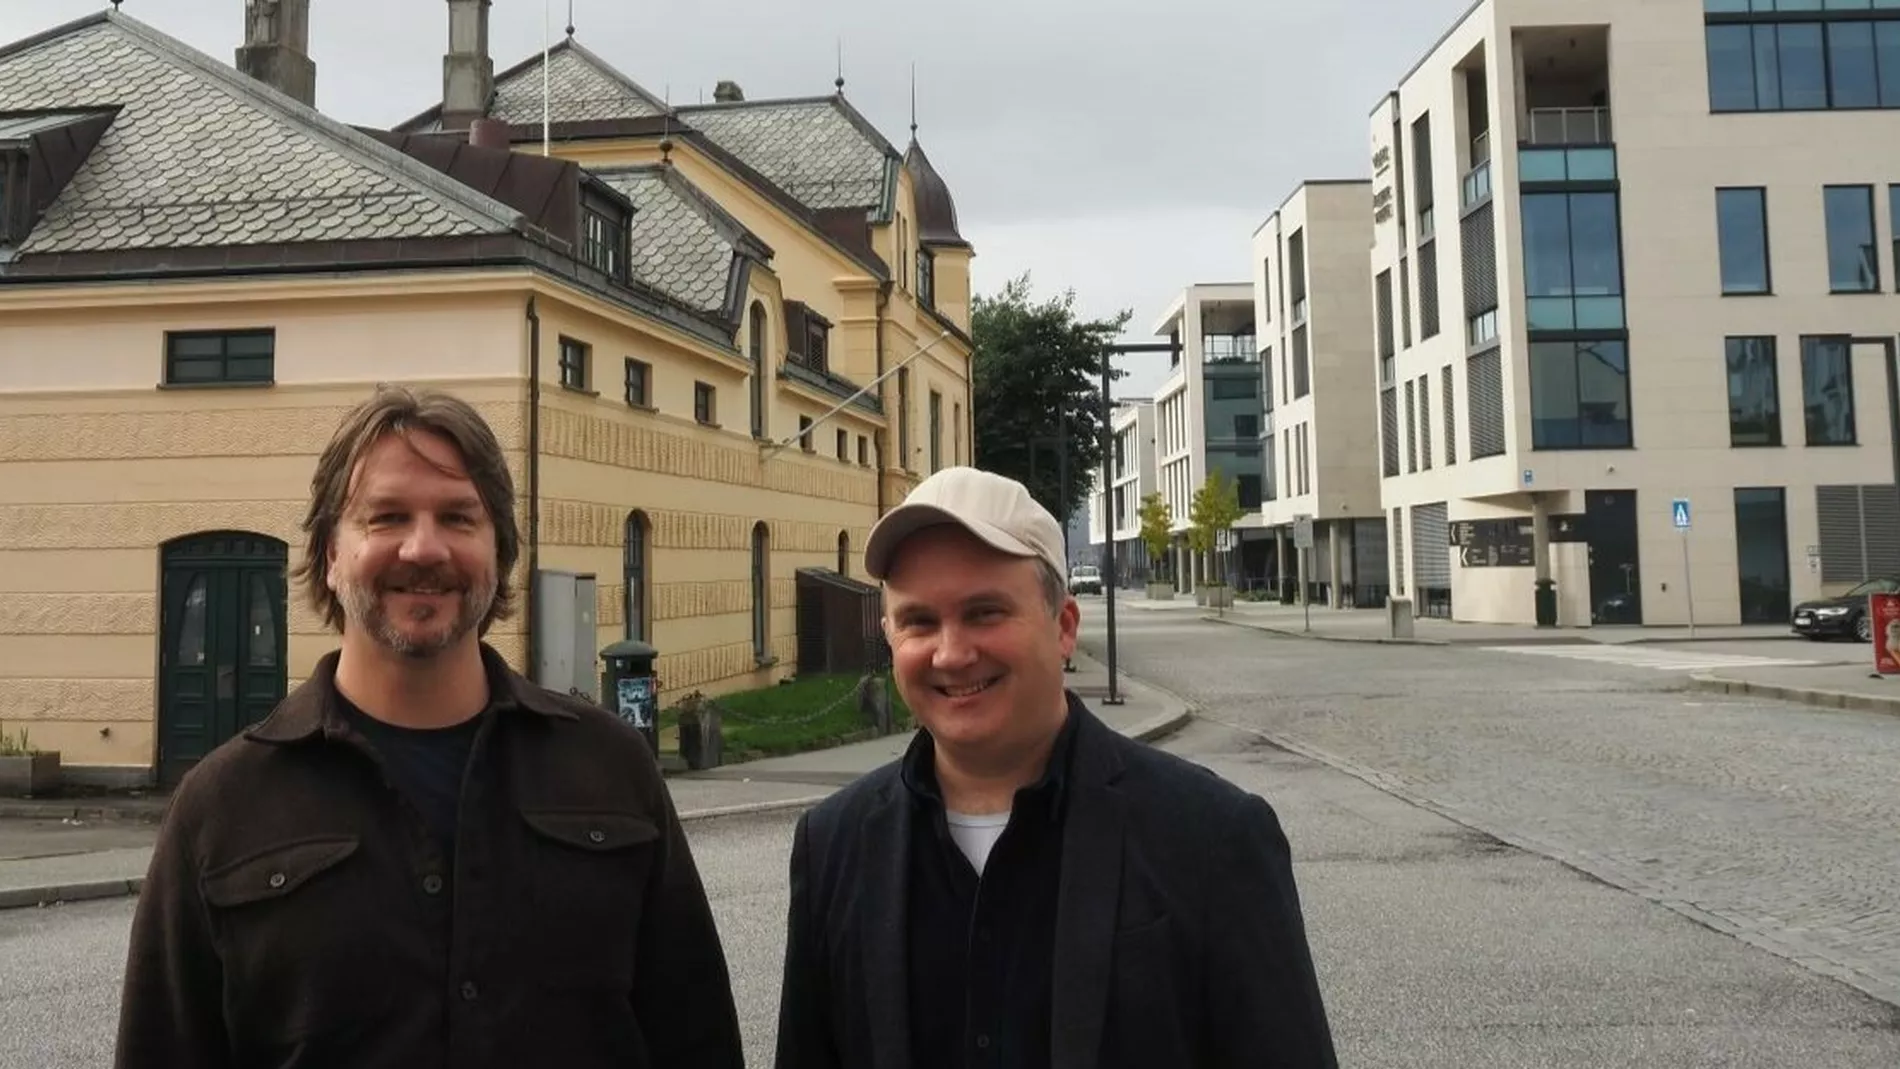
xmin=1068 ymin=564 xmax=1103 ymax=596
xmin=1791 ymin=577 xmax=1900 ymax=641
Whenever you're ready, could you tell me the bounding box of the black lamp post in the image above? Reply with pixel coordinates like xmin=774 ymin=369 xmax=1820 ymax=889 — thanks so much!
xmin=1094 ymin=338 xmax=1183 ymax=706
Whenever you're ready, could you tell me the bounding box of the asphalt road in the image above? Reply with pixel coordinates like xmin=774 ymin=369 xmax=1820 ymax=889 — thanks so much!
xmin=4 ymin=607 xmax=1898 ymax=1067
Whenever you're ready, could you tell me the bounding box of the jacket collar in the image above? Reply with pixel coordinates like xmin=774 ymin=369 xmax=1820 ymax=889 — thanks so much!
xmin=896 ymin=689 xmax=1090 ymax=820
xmin=246 ymin=641 xmax=576 ymax=745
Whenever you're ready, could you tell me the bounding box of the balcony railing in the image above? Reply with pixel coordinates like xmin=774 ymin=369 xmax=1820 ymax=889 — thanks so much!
xmin=1472 ymin=129 xmax=1491 ymax=166
xmin=1461 ymin=159 xmax=1492 ymax=210
xmin=1291 ymin=296 xmax=1309 ymax=324
xmin=1524 ymin=106 xmax=1612 ymax=146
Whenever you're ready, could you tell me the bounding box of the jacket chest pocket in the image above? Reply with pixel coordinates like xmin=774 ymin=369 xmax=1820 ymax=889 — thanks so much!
xmin=200 ymin=835 xmax=396 ymax=1046
xmin=519 ymin=809 xmax=659 ymax=989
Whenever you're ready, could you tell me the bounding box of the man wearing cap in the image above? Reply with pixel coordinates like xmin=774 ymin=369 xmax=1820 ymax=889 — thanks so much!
xmin=773 ymin=466 xmax=1336 ymax=1069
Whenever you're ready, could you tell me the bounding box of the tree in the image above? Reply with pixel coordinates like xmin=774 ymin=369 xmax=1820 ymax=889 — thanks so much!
xmin=1187 ymin=472 xmax=1243 ymax=589
xmin=971 ymin=273 xmax=1132 ymax=527
xmin=1137 ymin=492 xmax=1173 ymax=581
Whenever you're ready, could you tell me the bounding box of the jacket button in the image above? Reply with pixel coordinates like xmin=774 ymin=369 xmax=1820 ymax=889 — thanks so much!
xmin=460 ymin=981 xmax=479 ymax=1001
xmin=422 ymin=874 xmax=444 ymax=895
xmin=267 ymin=872 xmax=286 ymax=889
xmin=587 ymin=829 xmax=606 ymax=844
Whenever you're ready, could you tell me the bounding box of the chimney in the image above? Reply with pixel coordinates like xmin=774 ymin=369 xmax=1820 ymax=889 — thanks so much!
xmin=713 ymin=81 xmax=745 ymax=104
xmin=442 ymin=0 xmax=495 ymax=131
xmin=235 ymin=0 xmax=316 ymax=107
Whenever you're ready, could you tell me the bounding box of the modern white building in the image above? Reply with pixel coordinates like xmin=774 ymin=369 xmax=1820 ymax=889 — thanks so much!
xmin=1150 ymin=284 xmax=1272 ymax=593
xmin=1087 ymin=400 xmax=1160 ymax=587
xmin=1253 ymin=180 xmax=1389 ymax=608
xmin=1370 ymin=0 xmax=1900 ymax=628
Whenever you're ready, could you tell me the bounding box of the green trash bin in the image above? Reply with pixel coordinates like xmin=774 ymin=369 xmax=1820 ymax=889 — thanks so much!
xmin=600 ymin=639 xmax=659 ymax=754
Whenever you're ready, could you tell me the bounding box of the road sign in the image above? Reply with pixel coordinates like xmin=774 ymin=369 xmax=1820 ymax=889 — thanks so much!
xmin=1293 ymin=514 xmax=1314 ymax=550
xmin=1671 ymin=498 xmax=1692 ymax=531
xmin=1216 ymin=528 xmax=1234 ymax=552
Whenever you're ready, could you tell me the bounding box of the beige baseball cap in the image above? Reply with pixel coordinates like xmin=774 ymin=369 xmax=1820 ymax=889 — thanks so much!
xmin=864 ymin=466 xmax=1068 ymax=583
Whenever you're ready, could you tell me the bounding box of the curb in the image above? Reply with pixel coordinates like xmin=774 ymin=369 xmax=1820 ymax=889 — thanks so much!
xmin=1688 ymin=673 xmax=1900 ymax=718
xmin=1199 ymin=613 xmax=1448 ymax=646
xmin=1200 ymin=612 xmax=1805 ymax=649
xmin=0 ymin=802 xmax=168 ymax=824
xmin=677 ymin=795 xmax=833 ymax=824
xmin=0 ymin=876 xmax=144 ymax=911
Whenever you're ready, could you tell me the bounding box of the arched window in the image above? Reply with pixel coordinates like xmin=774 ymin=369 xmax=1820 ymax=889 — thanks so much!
xmin=624 ymin=510 xmax=649 ymax=641
xmin=751 ymin=522 xmax=770 ymax=663
xmin=837 ymin=530 xmax=850 ymax=576
xmin=748 ymin=301 xmax=767 ymax=439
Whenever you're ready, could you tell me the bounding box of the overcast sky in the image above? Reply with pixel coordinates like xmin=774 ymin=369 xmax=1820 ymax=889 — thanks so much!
xmin=4 ymin=0 xmax=1471 ymax=396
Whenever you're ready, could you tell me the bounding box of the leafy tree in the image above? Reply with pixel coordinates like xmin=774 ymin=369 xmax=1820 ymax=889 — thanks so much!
xmin=1137 ymin=492 xmax=1173 ymax=580
xmin=1187 ymin=472 xmax=1242 ymax=588
xmin=971 ymin=273 xmax=1131 ymax=526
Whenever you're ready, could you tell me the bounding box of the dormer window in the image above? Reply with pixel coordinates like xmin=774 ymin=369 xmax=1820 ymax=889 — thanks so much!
xmin=0 ymin=150 xmax=23 ymax=244
xmin=782 ymin=301 xmax=833 ymax=375
xmin=581 ymin=193 xmax=630 ymax=283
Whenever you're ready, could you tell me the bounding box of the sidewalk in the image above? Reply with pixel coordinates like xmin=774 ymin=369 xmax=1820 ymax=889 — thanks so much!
xmin=0 ymin=648 xmax=1191 ymax=911
xmin=1690 ymin=662 xmax=1900 ymax=718
xmin=1113 ymin=590 xmax=1799 ymax=646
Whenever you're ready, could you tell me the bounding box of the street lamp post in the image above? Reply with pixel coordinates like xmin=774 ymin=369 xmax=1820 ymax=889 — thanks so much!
xmin=1095 ymin=338 xmax=1184 ymax=706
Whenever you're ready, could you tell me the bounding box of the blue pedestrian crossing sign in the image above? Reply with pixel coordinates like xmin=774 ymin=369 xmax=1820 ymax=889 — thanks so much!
xmin=1672 ymin=498 xmax=1692 ymax=531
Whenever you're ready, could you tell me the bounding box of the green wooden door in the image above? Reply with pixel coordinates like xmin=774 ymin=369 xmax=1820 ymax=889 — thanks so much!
xmin=158 ymin=533 xmax=287 ymax=785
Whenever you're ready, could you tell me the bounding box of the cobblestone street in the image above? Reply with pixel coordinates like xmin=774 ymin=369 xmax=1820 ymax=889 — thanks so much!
xmin=1083 ymin=603 xmax=1900 ymax=1011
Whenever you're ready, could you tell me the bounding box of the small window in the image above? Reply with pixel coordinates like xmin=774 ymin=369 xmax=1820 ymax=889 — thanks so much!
xmin=1801 ymin=335 xmax=1857 ymax=445
xmin=917 ymin=248 xmax=936 ymax=309
xmin=1726 ymin=337 xmax=1781 ymax=446
xmin=857 ymin=435 xmax=868 ymax=466
xmin=694 ymin=381 xmax=716 ymax=425
xmin=799 ymin=415 xmax=814 ymax=452
xmin=582 ymin=202 xmax=627 ymax=281
xmin=805 ymin=319 xmax=829 ymax=372
xmin=624 ymin=358 xmax=650 ymax=407
xmin=836 ymin=428 xmax=848 ymax=460
xmin=1716 ymin=188 xmax=1771 ymax=295
xmin=559 ymin=337 xmax=590 ymax=391
xmin=164 ymin=330 xmax=275 ymax=386
xmin=1824 ymin=185 xmax=1879 ymax=294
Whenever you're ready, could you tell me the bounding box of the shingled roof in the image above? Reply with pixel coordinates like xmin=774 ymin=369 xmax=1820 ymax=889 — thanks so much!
xmin=0 ymin=12 xmax=524 ymax=260
xmin=591 ymin=164 xmax=769 ymax=316
xmin=396 ymin=38 xmax=668 ymax=132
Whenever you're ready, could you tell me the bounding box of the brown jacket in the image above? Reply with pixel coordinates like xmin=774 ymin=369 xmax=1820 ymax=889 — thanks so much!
xmin=114 ymin=644 xmax=744 ymax=1069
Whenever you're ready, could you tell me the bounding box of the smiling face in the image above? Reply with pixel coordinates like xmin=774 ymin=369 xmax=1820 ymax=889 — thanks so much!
xmin=325 ymin=429 xmax=499 ymax=661
xmin=881 ymin=524 xmax=1079 ymax=763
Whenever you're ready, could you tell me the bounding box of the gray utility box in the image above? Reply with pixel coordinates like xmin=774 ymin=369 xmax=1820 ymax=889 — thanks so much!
xmin=1386 ymin=596 xmax=1414 ymax=640
xmin=534 ymin=569 xmax=599 ymax=700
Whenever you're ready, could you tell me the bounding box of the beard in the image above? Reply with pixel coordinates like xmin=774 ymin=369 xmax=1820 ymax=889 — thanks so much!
xmin=337 ymin=562 xmax=497 ymax=659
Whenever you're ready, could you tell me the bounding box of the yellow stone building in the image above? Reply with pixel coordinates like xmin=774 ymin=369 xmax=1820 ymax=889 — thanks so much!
xmin=0 ymin=3 xmax=975 ymax=785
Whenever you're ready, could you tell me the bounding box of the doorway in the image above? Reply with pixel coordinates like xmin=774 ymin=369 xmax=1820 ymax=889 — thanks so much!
xmin=1734 ymin=487 xmax=1791 ymax=624
xmin=1586 ymin=490 xmax=1642 ymax=624
xmin=158 ymin=532 xmax=288 ymax=785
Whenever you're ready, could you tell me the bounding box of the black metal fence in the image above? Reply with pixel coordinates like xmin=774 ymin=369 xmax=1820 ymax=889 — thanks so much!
xmin=794 ymin=568 xmax=890 ymax=675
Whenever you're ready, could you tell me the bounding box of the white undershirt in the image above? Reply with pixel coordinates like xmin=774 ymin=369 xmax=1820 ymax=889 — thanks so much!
xmin=944 ymin=809 xmax=1012 ymax=876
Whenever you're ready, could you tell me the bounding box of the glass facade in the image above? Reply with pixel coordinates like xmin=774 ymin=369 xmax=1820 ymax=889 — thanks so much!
xmin=1716 ymin=188 xmax=1772 ymax=294
xmin=1521 ymin=192 xmax=1625 ymax=331
xmin=1706 ymin=8 xmax=1900 ymax=112
xmin=1204 ymin=367 xmax=1265 ymax=511
xmin=1529 ymin=339 xmax=1633 ymax=449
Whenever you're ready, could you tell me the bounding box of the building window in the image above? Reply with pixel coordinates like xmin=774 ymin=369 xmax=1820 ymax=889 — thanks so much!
xmin=1706 ymin=11 xmax=1900 ymax=113
xmin=836 ymin=428 xmax=849 ymax=460
xmin=1419 ymin=374 xmax=1433 ymax=470
xmin=1468 ymin=348 xmax=1506 ymax=459
xmin=559 ymin=337 xmax=589 ymax=391
xmin=1824 ymin=185 xmax=1880 ymax=293
xmin=623 ymin=358 xmax=650 ymax=407
xmin=928 ymin=390 xmax=943 ymax=472
xmin=897 ymin=368 xmax=912 ymax=470
xmin=857 ymin=434 xmax=869 ymax=466
xmin=1381 ymin=388 xmax=1399 ymax=477
xmin=1801 ymin=335 xmax=1857 ymax=445
xmin=1530 ymin=339 xmax=1632 ymax=450
xmin=1716 ymin=188 xmax=1772 ymax=295
xmin=917 ymin=248 xmax=936 ymax=310
xmin=1522 ymin=192 xmax=1624 ymax=332
xmin=581 ymin=201 xmax=628 ymax=281
xmin=623 ymin=511 xmax=649 ymax=641
xmin=837 ymin=531 xmax=851 ymax=576
xmin=781 ymin=301 xmax=832 ymax=373
xmin=1376 ymin=269 xmax=1396 ymax=363
xmin=1419 ymin=241 xmax=1441 ymax=338
xmin=1726 ymin=336 xmax=1782 ymax=446
xmin=1399 ymin=257 xmax=1413 ymax=349
xmin=694 ymin=381 xmax=716 ymax=425
xmin=953 ymin=402 xmax=963 ymax=464
xmin=1404 ymin=380 xmax=1418 ymax=473
xmin=164 ymin=330 xmax=275 ymax=386
xmin=748 ymin=301 xmax=767 ymax=438
xmin=1238 ymin=474 xmax=1263 ymax=511
xmin=750 ymin=523 xmax=770 ymax=663
xmin=798 ymin=415 xmax=814 ymax=452
xmin=1442 ymin=364 xmax=1457 ymax=465
xmin=1292 ymin=326 xmax=1310 ymax=399
xmin=1467 ymin=309 xmax=1498 ymax=348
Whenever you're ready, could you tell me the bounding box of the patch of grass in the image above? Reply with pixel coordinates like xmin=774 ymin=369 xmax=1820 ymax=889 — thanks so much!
xmin=663 ymin=673 xmax=913 ymax=762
